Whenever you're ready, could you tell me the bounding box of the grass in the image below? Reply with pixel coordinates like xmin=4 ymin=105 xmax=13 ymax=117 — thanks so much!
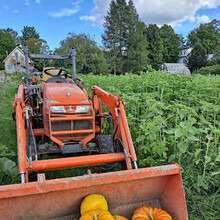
xmin=0 ymin=72 xmax=219 ymax=219
xmin=0 ymin=74 xmax=21 ymax=161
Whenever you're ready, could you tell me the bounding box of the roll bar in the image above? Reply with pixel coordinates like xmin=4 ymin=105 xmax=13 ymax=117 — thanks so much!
xmin=23 ymin=45 xmax=77 ymax=82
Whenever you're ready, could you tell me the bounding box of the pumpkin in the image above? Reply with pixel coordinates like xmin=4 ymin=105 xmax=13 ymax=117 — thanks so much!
xmin=132 ymin=206 xmax=172 ymax=220
xmin=113 ymin=215 xmax=128 ymax=220
xmin=80 ymin=194 xmax=108 ymax=215
xmin=79 ymin=210 xmax=114 ymax=220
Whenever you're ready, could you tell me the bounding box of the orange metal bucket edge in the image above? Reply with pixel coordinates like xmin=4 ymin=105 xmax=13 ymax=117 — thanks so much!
xmin=0 ymin=163 xmax=188 ymax=220
xmin=0 ymin=163 xmax=180 ymax=197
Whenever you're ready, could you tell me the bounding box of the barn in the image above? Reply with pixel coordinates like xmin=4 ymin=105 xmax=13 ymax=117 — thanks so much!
xmin=3 ymin=46 xmax=33 ymax=74
xmin=159 ymin=63 xmax=191 ymax=76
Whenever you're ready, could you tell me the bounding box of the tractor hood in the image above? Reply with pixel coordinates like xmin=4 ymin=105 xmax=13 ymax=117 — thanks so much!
xmin=43 ymin=83 xmax=89 ymax=104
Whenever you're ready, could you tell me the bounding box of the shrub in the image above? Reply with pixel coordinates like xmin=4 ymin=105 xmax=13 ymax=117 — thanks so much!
xmin=196 ymin=64 xmax=220 ymax=75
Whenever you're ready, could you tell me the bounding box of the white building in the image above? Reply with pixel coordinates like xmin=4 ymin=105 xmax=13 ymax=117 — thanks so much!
xmin=177 ymin=48 xmax=193 ymax=64
xmin=3 ymin=46 xmax=33 ymax=74
xmin=177 ymin=47 xmax=214 ymax=64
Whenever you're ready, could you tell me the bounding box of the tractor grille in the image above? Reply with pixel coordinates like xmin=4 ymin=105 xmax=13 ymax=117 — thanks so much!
xmin=51 ymin=119 xmax=92 ymax=138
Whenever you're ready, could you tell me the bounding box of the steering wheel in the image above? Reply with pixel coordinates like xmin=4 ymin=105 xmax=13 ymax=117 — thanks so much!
xmin=44 ymin=67 xmax=69 ymax=78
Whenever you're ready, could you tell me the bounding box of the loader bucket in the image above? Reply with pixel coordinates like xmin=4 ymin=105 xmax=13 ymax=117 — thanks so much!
xmin=0 ymin=163 xmax=188 ymax=220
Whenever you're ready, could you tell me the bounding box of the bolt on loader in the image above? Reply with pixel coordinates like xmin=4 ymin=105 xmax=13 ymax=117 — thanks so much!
xmin=0 ymin=46 xmax=188 ymax=219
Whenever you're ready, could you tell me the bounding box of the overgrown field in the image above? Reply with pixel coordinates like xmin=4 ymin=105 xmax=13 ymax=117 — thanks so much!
xmin=0 ymin=72 xmax=219 ymax=219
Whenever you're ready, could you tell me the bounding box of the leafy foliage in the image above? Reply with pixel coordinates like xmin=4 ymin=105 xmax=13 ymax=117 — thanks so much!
xmin=0 ymin=29 xmax=17 ymax=69
xmin=102 ymin=0 xmax=130 ymax=74
xmin=196 ymin=64 xmax=220 ymax=75
xmin=102 ymin=0 xmax=148 ymax=74
xmin=160 ymin=25 xmax=180 ymax=63
xmin=126 ymin=22 xmax=149 ymax=73
xmin=187 ymin=19 xmax=220 ymax=54
xmin=212 ymin=45 xmax=220 ymax=65
xmin=55 ymin=33 xmax=109 ymax=75
xmin=146 ymin=24 xmax=163 ymax=69
xmin=0 ymin=157 xmax=19 ymax=185
xmin=188 ymin=42 xmax=207 ymax=71
xmin=21 ymin=26 xmax=40 ymax=42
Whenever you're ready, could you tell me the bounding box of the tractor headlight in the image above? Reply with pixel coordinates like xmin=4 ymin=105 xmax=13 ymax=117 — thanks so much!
xmin=50 ymin=106 xmax=66 ymax=113
xmin=75 ymin=105 xmax=90 ymax=113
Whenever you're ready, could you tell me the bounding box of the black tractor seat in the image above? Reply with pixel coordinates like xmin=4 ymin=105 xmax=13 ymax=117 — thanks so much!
xmin=45 ymin=76 xmax=72 ymax=83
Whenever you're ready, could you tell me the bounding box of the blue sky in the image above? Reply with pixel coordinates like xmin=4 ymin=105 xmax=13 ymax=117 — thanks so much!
xmin=0 ymin=0 xmax=219 ymax=50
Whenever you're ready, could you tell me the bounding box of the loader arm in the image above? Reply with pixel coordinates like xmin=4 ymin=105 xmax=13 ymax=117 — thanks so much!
xmin=92 ymin=86 xmax=138 ymax=170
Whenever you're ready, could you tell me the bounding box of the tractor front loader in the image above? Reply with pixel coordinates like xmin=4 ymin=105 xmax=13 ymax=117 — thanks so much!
xmin=0 ymin=46 xmax=188 ymax=220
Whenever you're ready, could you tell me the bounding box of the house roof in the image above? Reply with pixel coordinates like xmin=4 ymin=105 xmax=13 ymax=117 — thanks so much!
xmin=3 ymin=46 xmax=32 ymax=64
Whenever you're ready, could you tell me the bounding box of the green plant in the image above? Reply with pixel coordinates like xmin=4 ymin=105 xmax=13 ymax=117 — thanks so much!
xmin=195 ymin=64 xmax=220 ymax=75
xmin=0 ymin=157 xmax=19 ymax=185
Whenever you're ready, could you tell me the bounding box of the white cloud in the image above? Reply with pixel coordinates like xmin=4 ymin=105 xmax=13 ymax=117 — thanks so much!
xmin=49 ymin=1 xmax=83 ymax=18
xmin=49 ymin=8 xmax=79 ymax=18
xmin=3 ymin=5 xmax=10 ymax=10
xmin=13 ymin=9 xmax=19 ymax=13
xmin=72 ymin=0 xmax=83 ymax=6
xmin=25 ymin=0 xmax=30 ymax=6
xmin=36 ymin=0 xmax=40 ymax=4
xmin=80 ymin=0 xmax=220 ymax=26
xmin=196 ymin=15 xmax=211 ymax=23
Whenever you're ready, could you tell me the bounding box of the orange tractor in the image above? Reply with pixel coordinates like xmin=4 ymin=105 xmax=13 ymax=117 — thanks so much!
xmin=0 ymin=46 xmax=188 ymax=219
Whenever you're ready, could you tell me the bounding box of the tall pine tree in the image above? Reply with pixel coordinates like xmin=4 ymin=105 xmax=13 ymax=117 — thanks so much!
xmin=160 ymin=24 xmax=180 ymax=63
xmin=102 ymin=0 xmax=129 ymax=74
xmin=126 ymin=22 xmax=149 ymax=73
xmin=188 ymin=41 xmax=207 ymax=71
xmin=146 ymin=24 xmax=163 ymax=69
xmin=127 ymin=0 xmax=139 ymax=33
xmin=103 ymin=0 xmax=149 ymax=74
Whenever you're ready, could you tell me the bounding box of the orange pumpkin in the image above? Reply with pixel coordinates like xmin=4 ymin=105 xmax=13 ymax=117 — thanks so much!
xmin=113 ymin=215 xmax=128 ymax=220
xmin=132 ymin=206 xmax=172 ymax=220
xmin=79 ymin=210 xmax=114 ymax=220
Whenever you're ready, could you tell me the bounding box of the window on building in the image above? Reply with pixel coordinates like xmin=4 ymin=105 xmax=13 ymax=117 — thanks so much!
xmin=183 ymin=58 xmax=187 ymax=64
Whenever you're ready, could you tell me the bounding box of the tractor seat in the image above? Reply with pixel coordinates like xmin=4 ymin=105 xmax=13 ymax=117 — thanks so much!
xmin=45 ymin=76 xmax=71 ymax=83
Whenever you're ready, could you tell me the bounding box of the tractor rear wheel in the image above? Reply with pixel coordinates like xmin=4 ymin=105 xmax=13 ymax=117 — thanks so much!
xmin=94 ymin=134 xmax=116 ymax=173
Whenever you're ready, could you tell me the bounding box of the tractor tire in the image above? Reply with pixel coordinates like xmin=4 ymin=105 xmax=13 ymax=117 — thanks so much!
xmin=94 ymin=135 xmax=116 ymax=173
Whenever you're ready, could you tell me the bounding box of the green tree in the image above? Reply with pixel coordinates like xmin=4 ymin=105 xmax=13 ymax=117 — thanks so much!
xmin=20 ymin=26 xmax=50 ymax=70
xmin=146 ymin=24 xmax=163 ymax=69
xmin=102 ymin=0 xmax=129 ymax=74
xmin=103 ymin=0 xmax=149 ymax=74
xmin=160 ymin=25 xmax=180 ymax=63
xmin=212 ymin=45 xmax=220 ymax=65
xmin=3 ymin=28 xmax=18 ymax=41
xmin=0 ymin=29 xmax=17 ymax=69
xmin=179 ymin=34 xmax=187 ymax=49
xmin=56 ymin=33 xmax=109 ymax=75
xmin=127 ymin=0 xmax=139 ymax=33
xmin=187 ymin=19 xmax=220 ymax=54
xmin=25 ymin=38 xmax=49 ymax=54
xmin=25 ymin=38 xmax=50 ymax=70
xmin=126 ymin=22 xmax=149 ymax=73
xmin=21 ymin=26 xmax=40 ymax=42
xmin=188 ymin=41 xmax=207 ymax=71
xmin=125 ymin=1 xmax=149 ymax=73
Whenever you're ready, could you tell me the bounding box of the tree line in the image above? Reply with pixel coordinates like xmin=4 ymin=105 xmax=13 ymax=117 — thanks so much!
xmin=0 ymin=0 xmax=219 ymax=74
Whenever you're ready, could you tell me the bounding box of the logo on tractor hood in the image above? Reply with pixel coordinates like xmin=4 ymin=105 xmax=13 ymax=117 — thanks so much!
xmin=66 ymin=92 xmax=70 ymax=97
